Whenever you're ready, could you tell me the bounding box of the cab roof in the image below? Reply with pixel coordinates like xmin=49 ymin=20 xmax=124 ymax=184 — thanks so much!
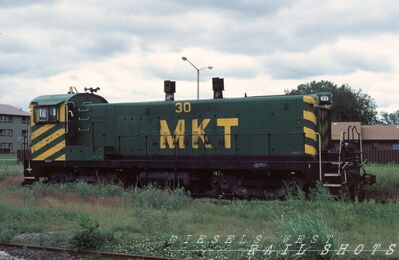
xmin=31 ymin=94 xmax=75 ymax=106
xmin=31 ymin=93 xmax=108 ymax=106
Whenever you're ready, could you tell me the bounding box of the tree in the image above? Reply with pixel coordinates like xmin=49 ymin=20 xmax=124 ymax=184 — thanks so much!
xmin=285 ymin=80 xmax=378 ymax=124
xmin=379 ymin=110 xmax=399 ymax=125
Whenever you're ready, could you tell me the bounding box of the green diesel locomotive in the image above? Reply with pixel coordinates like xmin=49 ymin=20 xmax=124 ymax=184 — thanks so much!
xmin=21 ymin=79 xmax=375 ymax=198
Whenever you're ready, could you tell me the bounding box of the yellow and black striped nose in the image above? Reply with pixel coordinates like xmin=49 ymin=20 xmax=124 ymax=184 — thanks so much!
xmin=31 ymin=124 xmax=66 ymax=161
xmin=303 ymin=96 xmax=318 ymax=156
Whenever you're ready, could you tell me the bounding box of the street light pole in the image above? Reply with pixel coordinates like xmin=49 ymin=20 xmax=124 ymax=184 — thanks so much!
xmin=182 ymin=56 xmax=213 ymax=100
xmin=196 ymin=69 xmax=199 ymax=101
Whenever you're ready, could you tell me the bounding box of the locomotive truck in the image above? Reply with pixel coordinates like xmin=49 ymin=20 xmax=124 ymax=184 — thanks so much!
xmin=20 ymin=78 xmax=375 ymax=198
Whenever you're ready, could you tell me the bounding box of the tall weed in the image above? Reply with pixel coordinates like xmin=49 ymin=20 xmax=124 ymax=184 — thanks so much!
xmin=131 ymin=186 xmax=191 ymax=210
xmin=275 ymin=214 xmax=340 ymax=260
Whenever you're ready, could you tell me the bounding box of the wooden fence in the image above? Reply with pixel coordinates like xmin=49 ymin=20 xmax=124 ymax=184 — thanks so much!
xmin=363 ymin=150 xmax=399 ymax=164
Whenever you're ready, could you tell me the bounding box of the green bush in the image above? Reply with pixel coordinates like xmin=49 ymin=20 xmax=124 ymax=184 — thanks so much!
xmin=69 ymin=217 xmax=114 ymax=250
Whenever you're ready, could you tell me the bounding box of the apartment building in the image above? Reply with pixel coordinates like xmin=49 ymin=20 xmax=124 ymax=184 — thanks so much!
xmin=0 ymin=104 xmax=30 ymax=153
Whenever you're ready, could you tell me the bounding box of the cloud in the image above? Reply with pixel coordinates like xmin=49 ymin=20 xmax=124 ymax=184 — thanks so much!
xmin=0 ymin=0 xmax=398 ymax=113
xmin=263 ymin=36 xmax=394 ymax=79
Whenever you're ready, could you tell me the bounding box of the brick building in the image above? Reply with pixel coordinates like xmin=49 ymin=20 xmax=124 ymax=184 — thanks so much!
xmin=0 ymin=104 xmax=30 ymax=153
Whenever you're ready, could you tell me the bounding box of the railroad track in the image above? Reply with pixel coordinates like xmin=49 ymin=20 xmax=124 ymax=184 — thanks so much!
xmin=0 ymin=242 xmax=180 ymax=260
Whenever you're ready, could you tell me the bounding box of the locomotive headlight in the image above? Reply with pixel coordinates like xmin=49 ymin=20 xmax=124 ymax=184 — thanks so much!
xmin=319 ymin=94 xmax=332 ymax=105
xmin=320 ymin=96 xmax=330 ymax=102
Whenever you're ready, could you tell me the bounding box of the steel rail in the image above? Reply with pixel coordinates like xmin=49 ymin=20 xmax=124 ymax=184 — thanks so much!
xmin=0 ymin=242 xmax=181 ymax=260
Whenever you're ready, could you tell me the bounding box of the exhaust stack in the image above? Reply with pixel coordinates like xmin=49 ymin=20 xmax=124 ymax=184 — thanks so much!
xmin=212 ymin=77 xmax=224 ymax=99
xmin=164 ymin=80 xmax=176 ymax=101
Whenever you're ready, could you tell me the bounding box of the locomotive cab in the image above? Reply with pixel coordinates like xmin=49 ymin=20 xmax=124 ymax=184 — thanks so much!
xmin=30 ymin=96 xmax=69 ymax=162
xmin=23 ymin=92 xmax=107 ymax=184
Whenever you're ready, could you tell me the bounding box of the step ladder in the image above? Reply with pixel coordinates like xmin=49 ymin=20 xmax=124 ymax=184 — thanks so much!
xmin=322 ymin=161 xmax=347 ymax=188
xmin=322 ymin=132 xmax=346 ymax=189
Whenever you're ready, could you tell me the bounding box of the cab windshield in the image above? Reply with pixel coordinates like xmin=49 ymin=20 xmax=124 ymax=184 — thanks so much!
xmin=35 ymin=106 xmax=58 ymax=123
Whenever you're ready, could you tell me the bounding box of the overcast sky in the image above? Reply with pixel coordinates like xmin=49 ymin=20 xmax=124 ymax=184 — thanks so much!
xmin=0 ymin=0 xmax=398 ymax=113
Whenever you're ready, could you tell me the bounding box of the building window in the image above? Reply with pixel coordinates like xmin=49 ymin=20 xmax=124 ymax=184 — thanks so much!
xmin=22 ymin=130 xmax=27 ymax=137
xmin=372 ymin=142 xmax=379 ymax=150
xmin=22 ymin=117 xmax=29 ymax=124
xmin=0 ymin=143 xmax=12 ymax=150
xmin=0 ymin=115 xmax=13 ymax=123
xmin=0 ymin=129 xmax=13 ymax=136
xmin=393 ymin=144 xmax=399 ymax=150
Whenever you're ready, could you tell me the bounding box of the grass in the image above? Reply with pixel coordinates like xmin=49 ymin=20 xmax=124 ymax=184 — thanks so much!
xmin=0 ymin=152 xmax=17 ymax=160
xmin=0 ymin=203 xmax=86 ymax=246
xmin=0 ymin=164 xmax=20 ymax=179
xmin=364 ymin=164 xmax=399 ymax=201
xmin=0 ymin=153 xmax=21 ymax=181
xmin=0 ymin=162 xmax=398 ymax=259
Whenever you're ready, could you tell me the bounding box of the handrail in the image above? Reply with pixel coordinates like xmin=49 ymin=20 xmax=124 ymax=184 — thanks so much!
xmin=359 ymin=133 xmax=363 ymax=162
xmin=338 ymin=131 xmax=344 ymax=176
xmin=65 ymin=103 xmax=68 ymax=134
xmin=303 ymin=130 xmax=322 ymax=181
xmin=352 ymin=126 xmax=362 ymax=162
xmin=347 ymin=126 xmax=352 ymax=141
xmin=317 ymin=132 xmax=322 ymax=182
